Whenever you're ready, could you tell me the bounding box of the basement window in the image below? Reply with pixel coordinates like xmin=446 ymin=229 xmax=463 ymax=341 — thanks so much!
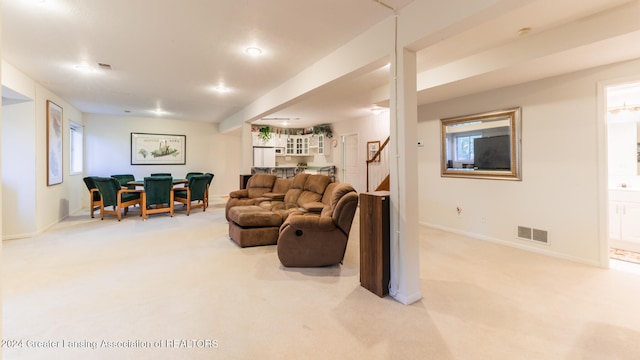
xmin=70 ymin=122 xmax=83 ymax=175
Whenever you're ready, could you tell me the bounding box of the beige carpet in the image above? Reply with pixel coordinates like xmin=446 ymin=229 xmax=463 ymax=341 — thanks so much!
xmin=3 ymin=199 xmax=640 ymax=359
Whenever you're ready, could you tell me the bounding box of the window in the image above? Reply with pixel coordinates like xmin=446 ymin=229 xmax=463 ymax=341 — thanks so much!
xmin=70 ymin=122 xmax=83 ymax=175
xmin=453 ymin=134 xmax=481 ymax=162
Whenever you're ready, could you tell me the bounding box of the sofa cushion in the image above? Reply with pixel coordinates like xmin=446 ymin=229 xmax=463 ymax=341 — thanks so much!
xmin=272 ymin=178 xmax=293 ymax=194
xmin=246 ymin=174 xmax=277 ymax=198
xmin=228 ymin=205 xmax=283 ymax=227
xmin=304 ymin=174 xmax=332 ymax=194
xmin=321 ymin=183 xmax=356 ymax=217
xmin=229 ymin=189 xmax=248 ymax=198
xmin=321 ymin=183 xmax=337 ymax=205
xmin=301 ymin=201 xmax=325 ymax=213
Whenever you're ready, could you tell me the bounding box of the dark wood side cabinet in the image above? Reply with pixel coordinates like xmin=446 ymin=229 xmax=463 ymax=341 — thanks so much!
xmin=239 ymin=174 xmax=252 ymax=190
xmin=359 ymin=191 xmax=390 ymax=297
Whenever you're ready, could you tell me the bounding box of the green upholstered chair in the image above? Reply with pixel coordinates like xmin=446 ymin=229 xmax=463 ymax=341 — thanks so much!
xmin=204 ymin=172 xmax=214 ymax=206
xmin=174 ymin=174 xmax=210 ymax=215
xmin=142 ymin=176 xmax=174 ymax=219
xmin=111 ymin=174 xmax=136 ymax=190
xmin=83 ymin=176 xmax=102 ymax=218
xmin=93 ymin=177 xmax=143 ymax=221
xmin=150 ymin=173 xmax=172 ymax=177
xmin=185 ymin=172 xmax=203 ymax=181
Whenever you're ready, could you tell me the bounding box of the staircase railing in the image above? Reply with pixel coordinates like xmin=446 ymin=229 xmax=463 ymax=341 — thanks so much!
xmin=366 ymin=136 xmax=390 ymax=192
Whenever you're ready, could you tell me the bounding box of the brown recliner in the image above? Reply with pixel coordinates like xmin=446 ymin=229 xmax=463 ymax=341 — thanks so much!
xmin=226 ymin=173 xmax=333 ymax=248
xmin=225 ymin=174 xmax=277 ymax=221
xmin=277 ymin=183 xmax=359 ymax=267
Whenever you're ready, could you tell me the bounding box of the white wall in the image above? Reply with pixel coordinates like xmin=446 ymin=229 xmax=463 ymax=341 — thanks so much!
xmin=2 ymin=60 xmax=85 ymax=239
xmin=332 ymin=110 xmax=390 ymax=193
xmin=2 ymin=101 xmax=36 ymax=238
xmin=418 ymin=57 xmax=640 ymax=265
xmin=35 ymin=84 xmax=84 ymax=234
xmin=2 ymin=60 xmax=37 ymax=238
xmin=84 ymin=114 xmax=241 ymax=197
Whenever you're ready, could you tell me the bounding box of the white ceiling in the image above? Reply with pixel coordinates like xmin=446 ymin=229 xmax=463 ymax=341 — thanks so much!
xmin=2 ymin=0 xmax=412 ymax=122
xmin=3 ymin=0 xmax=640 ymax=129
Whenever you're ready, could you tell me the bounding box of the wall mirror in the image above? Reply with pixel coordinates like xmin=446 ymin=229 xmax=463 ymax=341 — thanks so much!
xmin=441 ymin=107 xmax=522 ymax=180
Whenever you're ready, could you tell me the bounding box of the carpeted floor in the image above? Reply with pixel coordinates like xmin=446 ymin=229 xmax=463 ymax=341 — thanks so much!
xmin=3 ymin=198 xmax=640 ymax=359
xmin=610 ymin=247 xmax=640 ymax=264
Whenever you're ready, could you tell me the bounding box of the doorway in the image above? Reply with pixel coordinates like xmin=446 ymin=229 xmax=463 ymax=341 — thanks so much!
xmin=341 ymin=133 xmax=361 ymax=192
xmin=605 ymin=80 xmax=640 ymax=271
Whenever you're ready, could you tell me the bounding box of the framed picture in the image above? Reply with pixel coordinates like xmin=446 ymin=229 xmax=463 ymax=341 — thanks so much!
xmin=131 ymin=132 xmax=186 ymax=165
xmin=367 ymin=140 xmax=380 ymax=162
xmin=47 ymin=100 xmax=63 ymax=186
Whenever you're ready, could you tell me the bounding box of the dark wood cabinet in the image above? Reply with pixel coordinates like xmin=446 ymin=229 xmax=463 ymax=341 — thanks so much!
xmin=239 ymin=174 xmax=252 ymax=189
xmin=359 ymin=191 xmax=390 ymax=297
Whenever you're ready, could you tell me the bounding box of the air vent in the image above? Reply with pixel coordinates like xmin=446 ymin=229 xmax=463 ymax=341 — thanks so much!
xmin=517 ymin=226 xmax=532 ymax=239
xmin=532 ymin=229 xmax=548 ymax=243
xmin=518 ymin=226 xmax=549 ymax=244
xmin=97 ymin=63 xmax=112 ymax=70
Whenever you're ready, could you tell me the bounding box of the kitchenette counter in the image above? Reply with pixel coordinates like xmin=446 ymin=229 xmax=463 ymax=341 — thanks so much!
xmin=251 ymin=165 xmax=336 ymax=181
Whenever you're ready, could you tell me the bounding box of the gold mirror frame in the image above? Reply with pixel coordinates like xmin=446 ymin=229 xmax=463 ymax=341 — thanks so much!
xmin=441 ymin=107 xmax=522 ymax=180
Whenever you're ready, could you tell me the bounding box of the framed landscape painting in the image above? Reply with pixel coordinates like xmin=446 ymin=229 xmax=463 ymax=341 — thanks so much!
xmin=131 ymin=132 xmax=186 ymax=165
xmin=47 ymin=100 xmax=63 ymax=186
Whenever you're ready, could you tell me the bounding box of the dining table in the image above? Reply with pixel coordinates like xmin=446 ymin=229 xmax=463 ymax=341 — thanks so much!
xmin=127 ymin=178 xmax=188 ymax=187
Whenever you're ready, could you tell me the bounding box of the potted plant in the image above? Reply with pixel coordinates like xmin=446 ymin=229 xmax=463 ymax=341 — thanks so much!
xmin=258 ymin=126 xmax=272 ymax=142
xmin=312 ymin=124 xmax=333 ymax=138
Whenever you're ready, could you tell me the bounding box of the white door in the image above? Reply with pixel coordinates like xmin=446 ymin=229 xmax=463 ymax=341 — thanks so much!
xmin=342 ymin=134 xmax=361 ymax=192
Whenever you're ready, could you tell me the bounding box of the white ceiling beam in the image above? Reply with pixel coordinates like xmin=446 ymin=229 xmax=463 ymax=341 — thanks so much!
xmin=219 ymin=0 xmax=533 ymax=133
xmin=371 ymin=0 xmax=640 ymax=105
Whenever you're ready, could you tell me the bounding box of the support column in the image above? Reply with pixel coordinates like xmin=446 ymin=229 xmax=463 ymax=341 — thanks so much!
xmin=389 ymin=46 xmax=422 ymax=305
xmin=242 ymin=122 xmax=252 ymax=174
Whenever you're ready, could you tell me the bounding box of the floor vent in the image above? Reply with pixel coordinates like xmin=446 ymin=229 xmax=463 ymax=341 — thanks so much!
xmin=532 ymin=229 xmax=548 ymax=243
xmin=517 ymin=226 xmax=532 ymax=239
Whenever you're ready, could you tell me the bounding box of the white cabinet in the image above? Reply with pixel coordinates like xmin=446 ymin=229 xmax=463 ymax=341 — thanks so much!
xmin=609 ymin=189 xmax=640 ymax=252
xmin=309 ymin=135 xmax=319 ymax=148
xmin=295 ymin=136 xmax=309 ymax=155
xmin=286 ymin=138 xmax=295 ymax=155
xmin=275 ymin=134 xmax=287 ymax=148
xmin=317 ymin=134 xmax=330 ymax=155
xmin=252 ymin=133 xmax=276 ymax=147
xmin=610 ymin=201 xmax=640 ymax=245
xmin=610 ymin=201 xmax=622 ymax=241
xmin=284 ymin=136 xmax=309 ymax=155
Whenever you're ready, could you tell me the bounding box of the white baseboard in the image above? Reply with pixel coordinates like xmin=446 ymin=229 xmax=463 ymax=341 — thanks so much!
xmin=419 ymin=221 xmax=601 ymax=267
xmin=390 ymin=290 xmax=423 ymax=305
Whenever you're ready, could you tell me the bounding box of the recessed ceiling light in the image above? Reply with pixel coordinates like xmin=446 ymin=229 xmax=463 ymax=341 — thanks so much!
xmin=153 ymin=108 xmax=167 ymax=116
xmin=370 ymin=105 xmax=386 ymax=114
xmin=212 ymin=85 xmax=230 ymax=94
xmin=245 ymin=47 xmax=263 ymax=56
xmin=74 ymin=64 xmax=95 ymax=73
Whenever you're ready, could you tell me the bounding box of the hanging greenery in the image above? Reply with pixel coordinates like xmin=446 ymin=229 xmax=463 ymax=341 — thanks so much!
xmin=312 ymin=124 xmax=333 ymax=138
xmin=258 ymin=126 xmax=272 ymax=142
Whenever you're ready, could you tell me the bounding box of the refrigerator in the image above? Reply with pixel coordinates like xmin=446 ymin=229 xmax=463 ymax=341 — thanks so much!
xmin=253 ymin=147 xmax=276 ymax=167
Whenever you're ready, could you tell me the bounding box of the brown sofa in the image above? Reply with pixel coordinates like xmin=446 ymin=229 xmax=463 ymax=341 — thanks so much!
xmin=226 ymin=173 xmax=336 ymax=248
xmin=225 ymin=174 xmax=277 ymax=221
xmin=277 ymin=183 xmax=358 ymax=267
